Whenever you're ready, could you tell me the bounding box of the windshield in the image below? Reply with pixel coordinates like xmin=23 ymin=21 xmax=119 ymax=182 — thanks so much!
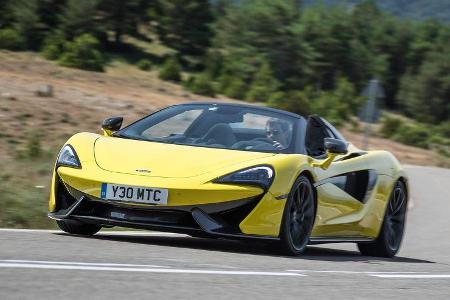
xmin=115 ymin=104 xmax=299 ymax=153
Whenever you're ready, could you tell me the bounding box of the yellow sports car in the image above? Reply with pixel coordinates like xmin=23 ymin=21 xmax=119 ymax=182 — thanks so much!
xmin=48 ymin=102 xmax=408 ymax=257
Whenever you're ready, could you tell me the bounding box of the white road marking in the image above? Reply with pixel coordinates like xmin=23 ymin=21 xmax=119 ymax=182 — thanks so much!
xmin=287 ymin=270 xmax=427 ymax=274
xmin=1 ymin=260 xmax=170 ymax=269
xmin=0 ymin=261 xmax=305 ymax=277
xmin=0 ymin=228 xmax=186 ymax=236
xmin=0 ymin=229 xmax=60 ymax=233
xmin=370 ymin=274 xmax=450 ymax=279
xmin=194 ymin=263 xmax=242 ymax=269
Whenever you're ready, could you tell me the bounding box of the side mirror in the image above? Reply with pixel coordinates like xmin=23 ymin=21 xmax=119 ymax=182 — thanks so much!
xmin=312 ymin=138 xmax=348 ymax=170
xmin=102 ymin=117 xmax=123 ymax=136
xmin=324 ymin=138 xmax=348 ymax=154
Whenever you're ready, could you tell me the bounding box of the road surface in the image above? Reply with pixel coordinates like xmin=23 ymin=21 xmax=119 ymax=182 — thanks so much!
xmin=1 ymin=165 xmax=449 ymax=299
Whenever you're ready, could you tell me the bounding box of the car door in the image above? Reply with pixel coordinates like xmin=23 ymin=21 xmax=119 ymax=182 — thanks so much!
xmin=306 ymin=116 xmax=375 ymax=239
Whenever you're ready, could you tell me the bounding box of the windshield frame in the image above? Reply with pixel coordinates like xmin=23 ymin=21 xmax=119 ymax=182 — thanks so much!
xmin=114 ymin=103 xmax=305 ymax=154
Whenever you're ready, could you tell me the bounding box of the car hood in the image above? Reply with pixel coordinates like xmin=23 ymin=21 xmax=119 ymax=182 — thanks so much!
xmin=94 ymin=137 xmax=275 ymax=178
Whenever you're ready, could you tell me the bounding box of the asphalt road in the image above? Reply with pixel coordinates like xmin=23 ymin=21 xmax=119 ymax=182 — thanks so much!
xmin=1 ymin=165 xmax=450 ymax=299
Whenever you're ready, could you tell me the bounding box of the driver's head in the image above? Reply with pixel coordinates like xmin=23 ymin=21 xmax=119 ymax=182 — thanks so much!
xmin=266 ymin=118 xmax=290 ymax=148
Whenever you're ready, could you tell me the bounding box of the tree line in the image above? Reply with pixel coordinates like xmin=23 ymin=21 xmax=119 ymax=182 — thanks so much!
xmin=0 ymin=0 xmax=448 ymax=136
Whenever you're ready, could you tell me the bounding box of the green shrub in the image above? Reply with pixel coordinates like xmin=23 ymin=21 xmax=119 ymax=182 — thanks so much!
xmin=307 ymin=78 xmax=358 ymax=127
xmin=159 ymin=57 xmax=181 ymax=82
xmin=41 ymin=35 xmax=65 ymax=60
xmin=27 ymin=134 xmax=42 ymax=158
xmin=309 ymin=91 xmax=350 ymax=127
xmin=268 ymin=90 xmax=310 ymax=116
xmin=137 ymin=59 xmax=152 ymax=71
xmin=0 ymin=28 xmax=24 ymax=50
xmin=428 ymin=135 xmax=450 ymax=147
xmin=435 ymin=121 xmax=450 ymax=139
xmin=245 ymin=63 xmax=279 ymax=102
xmin=435 ymin=144 xmax=450 ymax=159
xmin=185 ymin=74 xmax=215 ymax=96
xmin=59 ymin=34 xmax=105 ymax=72
xmin=223 ymin=77 xmax=247 ymax=99
xmin=393 ymin=124 xmax=430 ymax=149
xmin=379 ymin=116 xmax=403 ymax=138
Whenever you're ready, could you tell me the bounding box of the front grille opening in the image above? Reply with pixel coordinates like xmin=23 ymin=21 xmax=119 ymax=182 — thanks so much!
xmin=55 ymin=177 xmax=77 ymax=211
xmin=74 ymin=200 xmax=200 ymax=229
xmin=210 ymin=197 xmax=261 ymax=232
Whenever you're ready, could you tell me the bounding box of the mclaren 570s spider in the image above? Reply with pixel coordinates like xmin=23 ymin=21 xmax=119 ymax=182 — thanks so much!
xmin=49 ymin=102 xmax=408 ymax=257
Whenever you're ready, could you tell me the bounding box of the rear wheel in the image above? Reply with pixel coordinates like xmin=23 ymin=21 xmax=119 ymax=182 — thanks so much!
xmin=56 ymin=219 xmax=102 ymax=236
xmin=358 ymin=180 xmax=407 ymax=257
xmin=278 ymin=175 xmax=316 ymax=255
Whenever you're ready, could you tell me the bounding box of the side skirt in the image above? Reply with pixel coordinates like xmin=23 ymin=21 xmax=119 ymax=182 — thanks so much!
xmin=309 ymin=236 xmax=375 ymax=245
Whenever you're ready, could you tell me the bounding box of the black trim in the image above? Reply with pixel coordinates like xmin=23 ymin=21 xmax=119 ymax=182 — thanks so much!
xmin=102 ymin=117 xmax=123 ymax=132
xmin=309 ymin=236 xmax=375 ymax=244
xmin=72 ymin=215 xmax=204 ymax=236
xmin=48 ymin=196 xmax=85 ymax=220
xmin=84 ymin=194 xmax=259 ymax=214
xmin=177 ymin=102 xmax=303 ymax=119
xmin=336 ymin=151 xmax=367 ymax=162
xmin=315 ymin=170 xmax=378 ymax=204
xmin=192 ymin=208 xmax=225 ymax=232
xmin=324 ymin=138 xmax=348 ymax=154
xmin=304 ymin=115 xmax=348 ymax=158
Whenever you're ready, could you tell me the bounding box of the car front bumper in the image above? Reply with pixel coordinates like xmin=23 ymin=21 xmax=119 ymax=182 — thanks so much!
xmin=49 ymin=165 xmax=286 ymax=238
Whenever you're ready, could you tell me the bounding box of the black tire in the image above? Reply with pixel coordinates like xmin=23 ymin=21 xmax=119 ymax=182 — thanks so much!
xmin=277 ymin=175 xmax=316 ymax=255
xmin=56 ymin=219 xmax=102 ymax=236
xmin=358 ymin=180 xmax=407 ymax=258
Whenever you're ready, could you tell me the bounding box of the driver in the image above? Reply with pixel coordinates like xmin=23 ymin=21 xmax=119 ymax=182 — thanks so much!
xmin=266 ymin=118 xmax=290 ymax=149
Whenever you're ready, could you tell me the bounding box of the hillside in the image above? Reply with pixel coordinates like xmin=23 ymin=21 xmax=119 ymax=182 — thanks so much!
xmin=0 ymin=51 xmax=440 ymax=165
xmin=0 ymin=50 xmax=444 ymax=228
xmin=0 ymin=51 xmax=437 ymax=165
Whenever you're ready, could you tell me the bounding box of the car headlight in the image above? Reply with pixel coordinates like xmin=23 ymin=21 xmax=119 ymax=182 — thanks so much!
xmin=57 ymin=145 xmax=81 ymax=168
xmin=213 ymin=165 xmax=274 ymax=190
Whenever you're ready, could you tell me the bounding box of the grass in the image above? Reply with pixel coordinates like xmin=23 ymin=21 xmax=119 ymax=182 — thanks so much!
xmin=0 ymin=158 xmax=56 ymax=229
xmin=0 ymin=134 xmax=61 ymax=228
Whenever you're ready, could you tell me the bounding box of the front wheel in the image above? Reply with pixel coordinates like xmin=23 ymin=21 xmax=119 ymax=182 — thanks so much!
xmin=277 ymin=175 xmax=316 ymax=255
xmin=358 ymin=180 xmax=407 ymax=257
xmin=56 ymin=219 xmax=102 ymax=236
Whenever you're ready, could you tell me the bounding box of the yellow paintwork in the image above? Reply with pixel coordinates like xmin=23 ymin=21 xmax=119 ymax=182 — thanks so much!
xmin=49 ymin=132 xmax=407 ymax=239
xmin=311 ymin=151 xmax=339 ymax=169
xmin=102 ymin=128 xmax=114 ymax=137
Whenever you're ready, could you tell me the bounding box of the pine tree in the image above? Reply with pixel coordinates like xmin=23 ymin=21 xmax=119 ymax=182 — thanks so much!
xmin=212 ymin=0 xmax=314 ymax=91
xmin=399 ymin=50 xmax=450 ymax=124
xmin=98 ymin=0 xmax=147 ymax=45
xmin=156 ymin=0 xmax=214 ymax=56
xmin=0 ymin=0 xmax=13 ymax=28
xmin=58 ymin=0 xmax=99 ymax=40
xmin=246 ymin=63 xmax=280 ymax=102
xmin=10 ymin=0 xmax=43 ymax=49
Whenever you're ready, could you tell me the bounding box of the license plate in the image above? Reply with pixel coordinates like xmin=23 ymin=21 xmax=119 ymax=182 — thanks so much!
xmin=101 ymin=183 xmax=168 ymax=205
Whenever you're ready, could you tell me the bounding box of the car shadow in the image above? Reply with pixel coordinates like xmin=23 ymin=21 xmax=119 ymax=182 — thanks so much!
xmin=55 ymin=232 xmax=434 ymax=264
